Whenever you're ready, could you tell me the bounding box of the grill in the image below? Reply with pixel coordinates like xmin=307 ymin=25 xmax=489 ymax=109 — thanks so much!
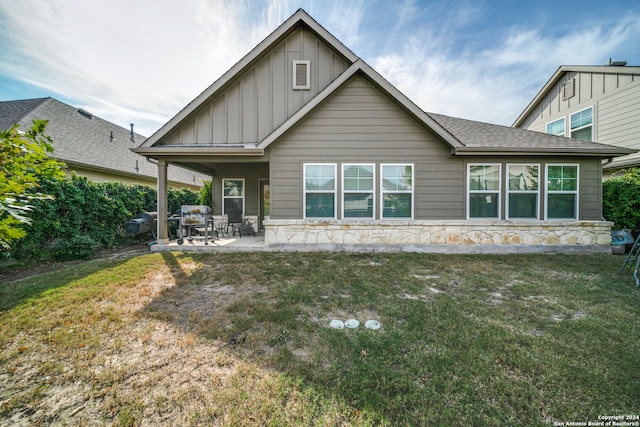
xmin=177 ymin=205 xmax=214 ymax=245
xmin=124 ymin=212 xmax=158 ymax=237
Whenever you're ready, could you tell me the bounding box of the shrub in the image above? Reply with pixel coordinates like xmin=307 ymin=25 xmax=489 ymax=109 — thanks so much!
xmin=198 ymin=180 xmax=213 ymax=207
xmin=603 ymin=168 xmax=640 ymax=230
xmin=52 ymin=234 xmax=99 ymax=261
xmin=9 ymin=175 xmax=199 ymax=261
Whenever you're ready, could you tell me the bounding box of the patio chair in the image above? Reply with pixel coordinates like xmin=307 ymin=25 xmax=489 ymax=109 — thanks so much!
xmin=225 ymin=208 xmax=255 ymax=237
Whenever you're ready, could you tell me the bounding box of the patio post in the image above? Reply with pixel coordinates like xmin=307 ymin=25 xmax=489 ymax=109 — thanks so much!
xmin=157 ymin=159 xmax=169 ymax=244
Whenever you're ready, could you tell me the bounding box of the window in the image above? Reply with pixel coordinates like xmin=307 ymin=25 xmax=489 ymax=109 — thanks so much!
xmin=304 ymin=164 xmax=336 ymax=218
xmin=546 ymin=118 xmax=565 ymax=136
xmin=570 ymin=107 xmax=592 ymax=141
xmin=343 ymin=164 xmax=374 ymax=219
xmin=507 ymin=164 xmax=539 ymax=219
xmin=293 ymin=60 xmax=310 ymax=90
xmin=223 ymin=179 xmax=244 ymax=214
xmin=381 ymin=164 xmax=413 ymax=219
xmin=546 ymin=165 xmax=578 ymax=219
xmin=468 ymin=164 xmax=501 ymax=219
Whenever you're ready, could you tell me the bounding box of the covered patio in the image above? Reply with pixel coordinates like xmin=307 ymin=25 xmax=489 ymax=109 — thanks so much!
xmin=150 ymin=230 xmax=266 ymax=253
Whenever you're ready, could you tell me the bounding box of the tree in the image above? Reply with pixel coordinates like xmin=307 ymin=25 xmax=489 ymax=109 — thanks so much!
xmin=0 ymin=120 xmax=66 ymax=250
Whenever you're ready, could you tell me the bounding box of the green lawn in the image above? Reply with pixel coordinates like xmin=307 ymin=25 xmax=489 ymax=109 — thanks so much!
xmin=1 ymin=252 xmax=639 ymax=425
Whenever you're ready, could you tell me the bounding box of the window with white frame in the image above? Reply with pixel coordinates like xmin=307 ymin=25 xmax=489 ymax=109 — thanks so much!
xmin=468 ymin=164 xmax=501 ymax=219
xmin=293 ymin=60 xmax=310 ymax=90
xmin=381 ymin=164 xmax=413 ymax=219
xmin=304 ymin=164 xmax=336 ymax=218
xmin=570 ymin=107 xmax=592 ymax=141
xmin=507 ymin=164 xmax=539 ymax=219
xmin=343 ymin=164 xmax=374 ymax=219
xmin=546 ymin=118 xmax=565 ymax=136
xmin=223 ymin=179 xmax=244 ymax=214
xmin=546 ymin=164 xmax=578 ymax=219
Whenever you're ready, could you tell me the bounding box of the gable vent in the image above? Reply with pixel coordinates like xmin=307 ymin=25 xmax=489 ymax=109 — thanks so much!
xmin=562 ymin=79 xmax=575 ymax=100
xmin=293 ymin=60 xmax=310 ymax=90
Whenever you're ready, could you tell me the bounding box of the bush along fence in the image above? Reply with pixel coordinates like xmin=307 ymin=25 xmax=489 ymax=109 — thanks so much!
xmin=603 ymin=168 xmax=640 ymax=232
xmin=10 ymin=174 xmax=204 ymax=261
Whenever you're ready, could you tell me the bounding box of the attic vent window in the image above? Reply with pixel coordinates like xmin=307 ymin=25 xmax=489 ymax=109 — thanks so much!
xmin=562 ymin=79 xmax=575 ymax=100
xmin=293 ymin=60 xmax=310 ymax=90
xmin=77 ymin=108 xmax=93 ymax=119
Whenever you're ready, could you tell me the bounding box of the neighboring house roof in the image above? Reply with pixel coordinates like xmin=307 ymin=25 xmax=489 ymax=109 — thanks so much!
xmin=512 ymin=64 xmax=640 ymax=128
xmin=0 ymin=97 xmax=207 ymax=188
xmin=134 ymin=9 xmax=633 ymax=161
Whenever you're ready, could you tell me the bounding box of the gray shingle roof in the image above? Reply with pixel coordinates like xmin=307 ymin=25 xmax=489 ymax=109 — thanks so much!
xmin=428 ymin=112 xmax=634 ymax=156
xmin=0 ymin=97 xmax=48 ymax=131
xmin=0 ymin=97 xmax=207 ymax=186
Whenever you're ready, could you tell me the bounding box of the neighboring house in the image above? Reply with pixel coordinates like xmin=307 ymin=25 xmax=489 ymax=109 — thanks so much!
xmin=0 ymin=97 xmax=206 ymax=190
xmin=133 ymin=9 xmax=633 ymax=253
xmin=512 ymin=63 xmax=640 ymax=176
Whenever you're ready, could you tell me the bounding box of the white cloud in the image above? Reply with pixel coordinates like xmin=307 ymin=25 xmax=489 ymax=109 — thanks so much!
xmin=0 ymin=0 xmax=639 ymax=135
xmin=373 ymin=9 xmax=640 ymax=126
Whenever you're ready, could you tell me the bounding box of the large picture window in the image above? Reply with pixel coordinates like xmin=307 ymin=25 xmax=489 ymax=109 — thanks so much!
xmin=304 ymin=164 xmax=336 ymax=218
xmin=381 ymin=164 xmax=413 ymax=219
xmin=343 ymin=164 xmax=374 ymax=219
xmin=468 ymin=164 xmax=501 ymax=219
xmin=507 ymin=164 xmax=539 ymax=219
xmin=570 ymin=107 xmax=592 ymax=141
xmin=223 ymin=179 xmax=244 ymax=214
xmin=546 ymin=165 xmax=578 ymax=219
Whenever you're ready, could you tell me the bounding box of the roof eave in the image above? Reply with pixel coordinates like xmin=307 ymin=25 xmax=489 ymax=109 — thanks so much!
xmin=131 ymin=146 xmax=265 ymax=156
xmin=453 ymin=146 xmax=635 ymax=157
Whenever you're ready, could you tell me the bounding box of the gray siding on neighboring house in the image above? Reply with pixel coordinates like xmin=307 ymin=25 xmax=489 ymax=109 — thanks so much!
xmin=159 ymin=27 xmax=350 ymax=146
xmin=269 ymin=75 xmax=466 ymax=220
xmin=519 ymin=68 xmax=640 ymax=133
xmin=598 ymin=80 xmax=640 ymax=148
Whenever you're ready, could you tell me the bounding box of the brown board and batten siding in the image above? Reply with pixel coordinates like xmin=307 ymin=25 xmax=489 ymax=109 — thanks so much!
xmin=158 ymin=27 xmax=350 ymax=147
xmin=269 ymin=74 xmax=465 ymax=220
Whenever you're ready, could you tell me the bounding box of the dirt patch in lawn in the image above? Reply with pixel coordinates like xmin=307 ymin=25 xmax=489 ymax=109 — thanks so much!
xmin=0 ymin=253 xmax=264 ymax=425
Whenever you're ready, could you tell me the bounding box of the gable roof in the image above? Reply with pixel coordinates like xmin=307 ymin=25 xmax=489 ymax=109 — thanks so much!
xmin=255 ymin=59 xmax=462 ymax=151
xmin=140 ymin=8 xmax=358 ymax=149
xmin=512 ymin=64 xmax=640 ymax=128
xmin=135 ymin=10 xmax=634 ymax=160
xmin=0 ymin=97 xmax=206 ymax=186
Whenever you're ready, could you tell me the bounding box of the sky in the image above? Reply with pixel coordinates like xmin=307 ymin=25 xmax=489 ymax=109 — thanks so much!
xmin=1 ymin=0 xmax=638 ymax=137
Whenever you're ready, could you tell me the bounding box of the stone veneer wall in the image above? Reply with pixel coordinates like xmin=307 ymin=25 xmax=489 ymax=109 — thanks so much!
xmin=263 ymin=219 xmax=613 ymax=253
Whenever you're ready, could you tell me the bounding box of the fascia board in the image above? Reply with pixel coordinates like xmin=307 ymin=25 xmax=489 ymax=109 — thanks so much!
xmin=131 ymin=146 xmax=264 ymax=156
xmin=453 ymin=146 xmax=636 ymax=157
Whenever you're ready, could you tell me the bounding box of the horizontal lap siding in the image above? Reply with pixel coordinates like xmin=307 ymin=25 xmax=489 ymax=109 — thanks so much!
xmin=578 ymin=160 xmax=602 ymax=220
xmin=270 ymin=75 xmax=463 ymax=220
xmin=598 ymin=82 xmax=640 ymax=148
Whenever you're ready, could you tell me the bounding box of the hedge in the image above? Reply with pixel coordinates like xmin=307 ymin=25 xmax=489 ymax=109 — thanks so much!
xmin=10 ymin=174 xmax=203 ymax=261
xmin=603 ymin=168 xmax=640 ymax=231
